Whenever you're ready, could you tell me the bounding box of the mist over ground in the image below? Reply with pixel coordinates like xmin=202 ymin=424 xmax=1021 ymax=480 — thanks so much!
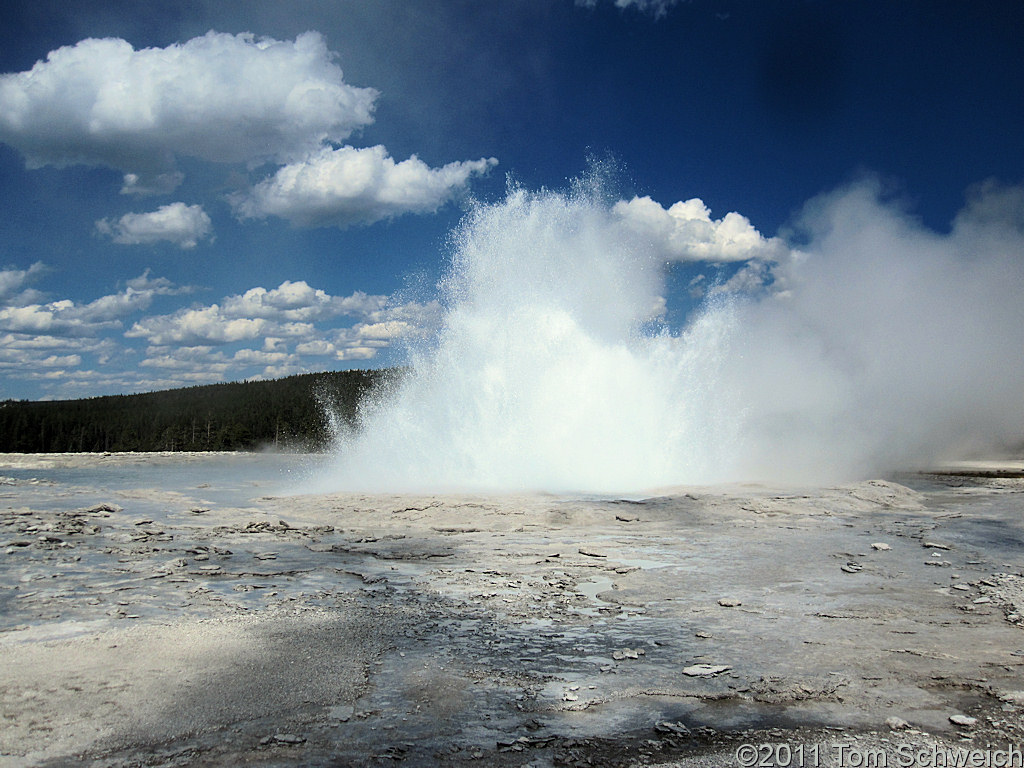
xmin=321 ymin=175 xmax=1024 ymax=493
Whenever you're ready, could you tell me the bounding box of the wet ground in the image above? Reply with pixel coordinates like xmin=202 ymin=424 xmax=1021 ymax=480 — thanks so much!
xmin=2 ymin=452 xmax=1024 ymax=766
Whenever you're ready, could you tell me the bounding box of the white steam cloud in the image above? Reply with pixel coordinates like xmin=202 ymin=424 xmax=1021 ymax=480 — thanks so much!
xmin=730 ymin=178 xmax=1024 ymax=477
xmin=321 ymin=176 xmax=1024 ymax=493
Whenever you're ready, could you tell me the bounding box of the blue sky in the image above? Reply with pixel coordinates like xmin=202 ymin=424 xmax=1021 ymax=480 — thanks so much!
xmin=1 ymin=0 xmax=1022 ymax=401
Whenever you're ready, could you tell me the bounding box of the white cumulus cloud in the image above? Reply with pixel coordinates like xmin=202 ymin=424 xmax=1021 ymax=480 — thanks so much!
xmin=96 ymin=203 xmax=213 ymax=248
xmin=352 ymin=320 xmax=417 ymax=341
xmin=1 ymin=31 xmax=496 ymax=232
xmin=0 ymin=262 xmax=45 ymax=304
xmin=2 ymin=269 xmax=444 ymax=397
xmin=120 ymin=172 xmax=185 ymax=197
xmin=0 ymin=303 xmax=110 ymax=336
xmin=126 ymin=306 xmax=267 ymax=346
xmin=613 ymin=195 xmax=785 ymax=263
xmin=336 ymin=346 xmax=378 ymax=361
xmin=232 ymin=348 xmax=294 ymax=366
xmin=0 ymin=273 xmax=182 ymax=336
xmin=0 ymin=348 xmax=83 ymax=371
xmin=220 ymin=280 xmax=386 ymax=321
xmin=232 ymin=145 xmax=498 ymax=227
xmin=0 ymin=31 xmax=378 ymax=187
xmin=125 ymin=269 xmax=194 ymax=296
xmin=295 ymin=339 xmax=336 ymax=356
xmin=140 ymin=346 xmax=227 ymax=371
xmin=124 ymin=279 xmax=424 ymax=347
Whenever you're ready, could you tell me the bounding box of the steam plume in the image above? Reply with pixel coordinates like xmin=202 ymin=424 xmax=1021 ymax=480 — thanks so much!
xmin=321 ymin=175 xmax=1024 ymax=492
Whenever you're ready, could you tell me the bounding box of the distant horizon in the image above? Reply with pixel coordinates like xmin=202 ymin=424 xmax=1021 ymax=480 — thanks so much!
xmin=1 ymin=365 xmax=390 ymax=403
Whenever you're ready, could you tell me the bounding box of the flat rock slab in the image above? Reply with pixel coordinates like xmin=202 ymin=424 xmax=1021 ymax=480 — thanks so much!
xmin=682 ymin=664 xmax=732 ymax=676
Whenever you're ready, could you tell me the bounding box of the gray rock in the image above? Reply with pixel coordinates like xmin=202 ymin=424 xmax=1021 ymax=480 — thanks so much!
xmin=949 ymin=714 xmax=977 ymax=727
xmin=86 ymin=503 xmax=120 ymax=514
xmin=328 ymin=704 xmax=354 ymax=722
xmin=885 ymin=716 xmax=911 ymax=730
xmin=612 ymin=647 xmax=644 ymax=660
xmin=654 ymin=720 xmax=690 ymax=734
xmin=718 ymin=598 xmax=742 ymax=607
xmin=682 ymin=663 xmax=731 ymax=676
xmin=272 ymin=733 xmax=306 ymax=745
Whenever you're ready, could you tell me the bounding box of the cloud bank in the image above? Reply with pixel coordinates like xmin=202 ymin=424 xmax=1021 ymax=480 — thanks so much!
xmin=120 ymin=279 xmax=441 ymax=388
xmin=0 ymin=265 xmax=442 ymax=397
xmin=0 ymin=271 xmax=185 ymax=337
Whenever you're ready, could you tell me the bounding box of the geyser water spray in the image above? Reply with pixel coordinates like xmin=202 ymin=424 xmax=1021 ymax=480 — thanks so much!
xmin=322 ymin=181 xmax=745 ymax=492
xmin=321 ymin=176 xmax=1024 ymax=493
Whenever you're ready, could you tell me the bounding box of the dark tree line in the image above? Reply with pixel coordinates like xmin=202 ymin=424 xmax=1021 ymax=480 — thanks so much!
xmin=0 ymin=369 xmax=391 ymax=453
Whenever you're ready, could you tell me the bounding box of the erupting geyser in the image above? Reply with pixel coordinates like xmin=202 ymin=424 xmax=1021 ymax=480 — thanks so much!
xmin=321 ymin=176 xmax=1024 ymax=493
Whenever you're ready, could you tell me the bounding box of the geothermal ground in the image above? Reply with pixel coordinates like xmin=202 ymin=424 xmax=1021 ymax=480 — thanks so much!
xmin=3 ymin=453 xmax=1024 ymax=767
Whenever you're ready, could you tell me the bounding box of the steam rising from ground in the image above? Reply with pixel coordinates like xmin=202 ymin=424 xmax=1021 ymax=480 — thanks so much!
xmin=322 ymin=176 xmax=1024 ymax=493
